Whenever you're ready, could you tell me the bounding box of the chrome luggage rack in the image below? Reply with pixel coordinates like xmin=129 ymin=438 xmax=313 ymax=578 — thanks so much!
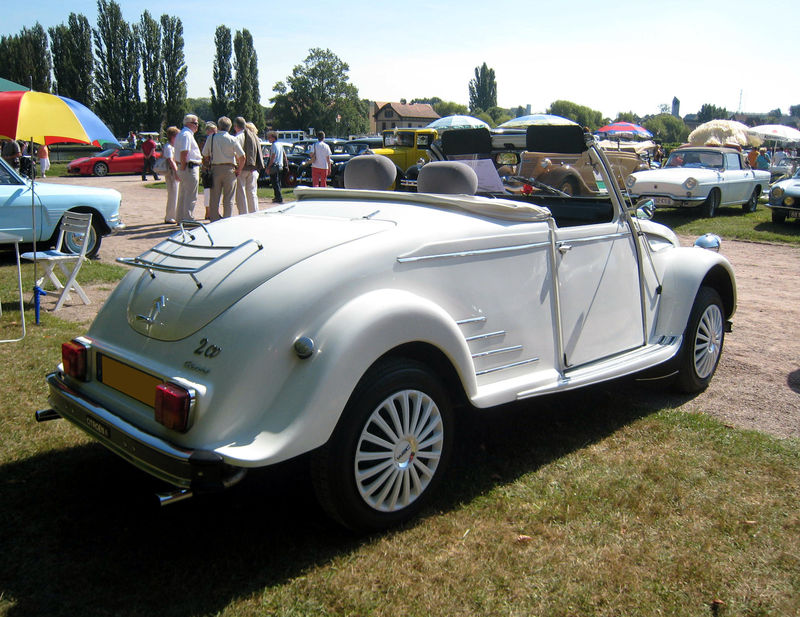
xmin=117 ymin=221 xmax=263 ymax=288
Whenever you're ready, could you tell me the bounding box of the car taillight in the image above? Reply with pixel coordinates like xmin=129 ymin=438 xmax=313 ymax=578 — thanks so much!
xmin=62 ymin=340 xmax=88 ymax=381
xmin=154 ymin=383 xmax=193 ymax=432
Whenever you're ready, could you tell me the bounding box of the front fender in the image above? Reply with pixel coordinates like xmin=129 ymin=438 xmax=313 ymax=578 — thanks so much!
xmin=654 ymin=246 xmax=736 ymax=336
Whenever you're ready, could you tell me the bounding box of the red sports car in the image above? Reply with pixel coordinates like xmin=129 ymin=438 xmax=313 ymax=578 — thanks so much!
xmin=67 ymin=148 xmax=161 ymax=177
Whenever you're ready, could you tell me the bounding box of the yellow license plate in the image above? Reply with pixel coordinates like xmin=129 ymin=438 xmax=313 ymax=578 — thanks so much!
xmin=98 ymin=354 xmax=162 ymax=408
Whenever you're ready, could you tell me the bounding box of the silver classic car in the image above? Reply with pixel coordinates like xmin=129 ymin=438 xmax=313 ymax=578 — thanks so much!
xmin=626 ymin=146 xmax=769 ymax=218
xmin=767 ymin=167 xmax=800 ymax=223
xmin=37 ymin=125 xmax=736 ymax=531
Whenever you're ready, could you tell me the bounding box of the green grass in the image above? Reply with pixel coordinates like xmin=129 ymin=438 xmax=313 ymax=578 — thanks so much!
xmin=652 ymin=202 xmax=800 ymax=245
xmin=0 ymin=260 xmax=799 ymax=616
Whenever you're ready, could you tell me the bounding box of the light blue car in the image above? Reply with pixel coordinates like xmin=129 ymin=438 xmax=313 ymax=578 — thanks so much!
xmin=0 ymin=157 xmax=122 ymax=258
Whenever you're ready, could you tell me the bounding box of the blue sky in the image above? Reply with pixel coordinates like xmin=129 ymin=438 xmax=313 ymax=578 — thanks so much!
xmin=6 ymin=0 xmax=800 ymax=120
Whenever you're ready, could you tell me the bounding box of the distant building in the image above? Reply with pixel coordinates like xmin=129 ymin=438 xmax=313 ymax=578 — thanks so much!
xmin=672 ymin=97 xmax=680 ymax=118
xmin=371 ymin=102 xmax=439 ymax=133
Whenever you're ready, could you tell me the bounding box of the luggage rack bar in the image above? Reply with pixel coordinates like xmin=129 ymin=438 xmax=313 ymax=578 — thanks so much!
xmin=117 ymin=222 xmax=263 ymax=289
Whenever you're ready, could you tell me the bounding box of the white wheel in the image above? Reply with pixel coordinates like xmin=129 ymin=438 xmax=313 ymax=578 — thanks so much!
xmin=312 ymin=358 xmax=453 ymax=530
xmin=675 ymin=287 xmax=725 ymax=392
xmin=354 ymin=389 xmax=444 ymax=513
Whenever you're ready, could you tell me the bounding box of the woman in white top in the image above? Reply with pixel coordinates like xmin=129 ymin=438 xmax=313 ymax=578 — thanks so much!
xmin=163 ymin=126 xmax=180 ymax=223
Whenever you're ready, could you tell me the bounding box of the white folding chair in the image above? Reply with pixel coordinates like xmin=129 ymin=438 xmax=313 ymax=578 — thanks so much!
xmin=21 ymin=211 xmax=93 ymax=312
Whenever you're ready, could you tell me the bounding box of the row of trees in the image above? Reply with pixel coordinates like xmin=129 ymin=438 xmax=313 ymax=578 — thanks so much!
xmin=0 ymin=1 xmax=261 ymax=136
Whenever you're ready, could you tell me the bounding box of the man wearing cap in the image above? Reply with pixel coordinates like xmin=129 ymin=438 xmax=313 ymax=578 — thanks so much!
xmin=176 ymin=114 xmax=202 ymax=222
xmin=202 ymin=116 xmax=245 ymax=221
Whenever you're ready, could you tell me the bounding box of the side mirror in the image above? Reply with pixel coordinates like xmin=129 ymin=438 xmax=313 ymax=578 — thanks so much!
xmin=633 ymin=198 xmax=655 ymax=220
xmin=495 ymin=152 xmax=519 ymax=166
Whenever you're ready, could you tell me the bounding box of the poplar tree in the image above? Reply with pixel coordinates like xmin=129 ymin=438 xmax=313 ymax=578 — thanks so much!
xmin=138 ymin=11 xmax=162 ymax=129
xmin=468 ymin=62 xmax=497 ymax=114
xmin=49 ymin=13 xmax=94 ymax=106
xmin=233 ymin=29 xmax=262 ymax=127
xmin=160 ymin=15 xmax=187 ymax=127
xmin=0 ymin=24 xmax=53 ymax=92
xmin=94 ymin=0 xmax=140 ymax=133
xmin=210 ymin=25 xmax=233 ymax=119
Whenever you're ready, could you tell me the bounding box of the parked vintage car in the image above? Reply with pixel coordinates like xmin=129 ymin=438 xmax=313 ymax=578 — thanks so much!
xmin=768 ymin=156 xmax=800 ymax=183
xmin=67 ymin=147 xmax=161 ymax=177
xmin=625 ymin=146 xmax=769 ymax=217
xmin=37 ymin=125 xmax=736 ymax=531
xmin=766 ymin=167 xmax=800 ymax=223
xmin=0 ymin=157 xmax=122 ymax=258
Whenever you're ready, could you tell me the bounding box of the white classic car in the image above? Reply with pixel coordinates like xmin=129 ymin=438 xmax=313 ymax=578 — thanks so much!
xmin=37 ymin=126 xmax=736 ymax=531
xmin=625 ymin=146 xmax=769 ymax=218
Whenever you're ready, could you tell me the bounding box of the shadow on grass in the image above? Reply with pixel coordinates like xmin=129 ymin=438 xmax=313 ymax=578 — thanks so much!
xmin=0 ymin=378 xmax=693 ymax=617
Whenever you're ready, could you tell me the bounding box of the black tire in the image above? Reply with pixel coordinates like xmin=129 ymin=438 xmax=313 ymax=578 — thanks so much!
xmin=558 ymin=177 xmax=579 ymax=196
xmin=674 ymin=287 xmax=725 ymax=393
xmin=742 ymin=188 xmax=759 ymax=213
xmin=62 ymin=217 xmax=101 ymax=259
xmin=311 ymin=358 xmax=453 ymax=531
xmin=93 ymin=162 xmax=108 ymax=177
xmin=701 ymin=189 xmax=720 ymax=218
xmin=771 ymin=210 xmax=787 ymax=224
xmin=283 ymin=170 xmax=298 ymax=188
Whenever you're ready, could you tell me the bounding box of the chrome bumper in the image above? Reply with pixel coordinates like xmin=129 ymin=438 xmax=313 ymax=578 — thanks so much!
xmin=43 ymin=371 xmax=245 ymax=491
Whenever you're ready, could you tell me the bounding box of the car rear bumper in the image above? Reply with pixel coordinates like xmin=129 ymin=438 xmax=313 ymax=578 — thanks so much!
xmin=43 ymin=371 xmax=245 ymax=491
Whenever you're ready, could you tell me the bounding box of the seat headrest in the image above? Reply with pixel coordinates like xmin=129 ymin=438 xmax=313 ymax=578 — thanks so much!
xmin=343 ymin=155 xmax=397 ymax=190
xmin=417 ymin=161 xmax=478 ymax=195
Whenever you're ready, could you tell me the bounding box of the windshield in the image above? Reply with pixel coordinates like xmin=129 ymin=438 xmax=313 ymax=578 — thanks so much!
xmin=664 ymin=150 xmax=723 ymax=170
xmin=95 ymin=149 xmax=116 ymax=158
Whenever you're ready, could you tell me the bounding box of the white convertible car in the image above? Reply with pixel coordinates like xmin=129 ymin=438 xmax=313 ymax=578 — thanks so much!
xmin=626 ymin=146 xmax=769 ymax=218
xmin=37 ymin=125 xmax=736 ymax=531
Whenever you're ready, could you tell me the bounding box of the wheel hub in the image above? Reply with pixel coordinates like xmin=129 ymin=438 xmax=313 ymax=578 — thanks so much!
xmin=394 ymin=437 xmax=417 ymax=469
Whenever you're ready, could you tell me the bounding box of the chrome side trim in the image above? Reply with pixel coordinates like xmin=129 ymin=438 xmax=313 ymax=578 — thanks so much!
xmin=457 ymin=316 xmax=487 ymax=325
xmin=476 ymin=357 xmax=540 ymax=376
xmin=471 ymin=345 xmax=522 ymax=359
xmin=557 ymin=231 xmax=630 ymax=246
xmin=398 ymin=241 xmax=550 ymax=263
xmin=465 ymin=330 xmax=505 ymax=342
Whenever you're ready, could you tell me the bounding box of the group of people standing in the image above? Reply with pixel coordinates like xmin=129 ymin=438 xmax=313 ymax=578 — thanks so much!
xmin=1 ymin=139 xmax=50 ymax=177
xmin=160 ymin=114 xmax=280 ymax=224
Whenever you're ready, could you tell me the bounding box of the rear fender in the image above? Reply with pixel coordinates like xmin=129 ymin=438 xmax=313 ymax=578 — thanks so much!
xmin=278 ymin=289 xmax=476 ymax=452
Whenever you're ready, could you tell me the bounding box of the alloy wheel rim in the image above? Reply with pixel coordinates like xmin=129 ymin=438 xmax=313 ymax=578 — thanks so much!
xmin=354 ymin=389 xmax=444 ymax=513
xmin=693 ymin=304 xmax=723 ymax=379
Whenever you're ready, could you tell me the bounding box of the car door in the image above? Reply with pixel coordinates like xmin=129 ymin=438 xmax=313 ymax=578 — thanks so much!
xmin=554 ymin=218 xmax=644 ymax=367
xmin=111 ymin=149 xmax=137 ymax=173
xmin=0 ymin=163 xmax=43 ymax=242
xmin=720 ymin=152 xmax=751 ymax=203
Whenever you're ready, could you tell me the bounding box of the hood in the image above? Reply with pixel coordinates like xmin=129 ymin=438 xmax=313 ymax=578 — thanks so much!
xmin=32 ymin=180 xmax=120 ymax=200
xmin=125 ymin=212 xmax=394 ymax=341
xmin=774 ymin=178 xmax=800 ymax=192
xmin=632 ymin=167 xmax=720 ymax=185
xmin=68 ymin=156 xmax=93 ymax=167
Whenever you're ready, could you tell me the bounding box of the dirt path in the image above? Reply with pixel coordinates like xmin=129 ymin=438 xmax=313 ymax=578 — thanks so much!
xmin=35 ymin=174 xmax=800 ymax=439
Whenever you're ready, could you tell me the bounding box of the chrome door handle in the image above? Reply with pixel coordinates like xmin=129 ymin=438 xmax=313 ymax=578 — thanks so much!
xmin=558 ymin=243 xmax=572 ymax=255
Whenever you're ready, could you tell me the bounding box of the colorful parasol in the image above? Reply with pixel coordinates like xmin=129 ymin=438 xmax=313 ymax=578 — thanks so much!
xmin=595 ymin=121 xmax=652 ymax=139
xmin=0 ymin=90 xmax=119 ymax=146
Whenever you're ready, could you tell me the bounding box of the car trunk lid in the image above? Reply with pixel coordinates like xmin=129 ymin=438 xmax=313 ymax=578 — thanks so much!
xmin=123 ymin=213 xmax=392 ymax=341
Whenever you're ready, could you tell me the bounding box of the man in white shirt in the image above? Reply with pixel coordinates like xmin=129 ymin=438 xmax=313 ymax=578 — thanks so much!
xmin=202 ymin=116 xmax=245 ymax=221
xmin=176 ymin=114 xmax=203 ymax=222
xmin=311 ymin=131 xmax=332 ymax=187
